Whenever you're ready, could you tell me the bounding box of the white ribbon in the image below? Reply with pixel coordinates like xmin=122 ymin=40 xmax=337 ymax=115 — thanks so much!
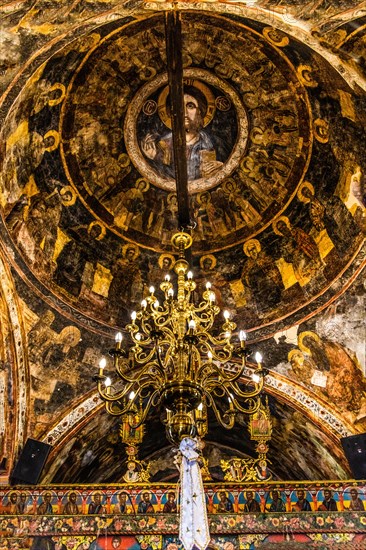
xmin=179 ymin=437 xmax=210 ymax=550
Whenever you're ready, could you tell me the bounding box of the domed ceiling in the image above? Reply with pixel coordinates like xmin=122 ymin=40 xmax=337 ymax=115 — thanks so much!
xmin=0 ymin=0 xmax=365 ymax=483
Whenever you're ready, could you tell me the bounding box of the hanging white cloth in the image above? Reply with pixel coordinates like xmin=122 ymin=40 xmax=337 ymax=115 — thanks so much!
xmin=179 ymin=437 xmax=210 ymax=550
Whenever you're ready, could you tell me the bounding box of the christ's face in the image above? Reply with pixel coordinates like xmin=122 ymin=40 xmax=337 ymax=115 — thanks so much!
xmin=184 ymin=94 xmax=202 ymax=133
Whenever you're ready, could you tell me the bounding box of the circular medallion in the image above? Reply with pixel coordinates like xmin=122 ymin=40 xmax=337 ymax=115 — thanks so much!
xmin=57 ymin=13 xmax=312 ymax=253
xmin=124 ymin=69 xmax=248 ymax=193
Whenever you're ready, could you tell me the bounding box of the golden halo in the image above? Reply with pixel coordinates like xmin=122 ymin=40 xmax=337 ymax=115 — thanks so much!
xmin=158 ymin=78 xmax=216 ymax=129
xmin=58 ymin=325 xmax=81 ymax=347
xmin=60 ymin=186 xmax=76 ymax=206
xmin=288 ymin=348 xmax=304 ymax=362
xmin=297 ymin=181 xmax=315 ymax=203
xmin=122 ymin=243 xmax=140 ymax=260
xmin=250 ymin=127 xmax=265 ymax=145
xmin=167 ymin=193 xmax=177 ymax=205
xmin=196 ymin=192 xmax=210 ymax=205
xmin=48 ymin=83 xmax=66 ymax=107
xmin=88 ymin=221 xmax=106 ymax=240
xmin=243 ymin=239 xmax=261 ymax=257
xmin=158 ymin=253 xmax=175 ymax=270
xmin=298 ymin=331 xmax=320 ymax=355
xmin=263 ymin=27 xmax=289 ymax=47
xmin=135 ymin=177 xmax=150 ymax=193
xmin=297 ymin=65 xmax=318 ymax=88
xmin=314 ymin=118 xmax=329 ymax=144
xmin=222 ymin=178 xmax=237 ymax=194
xmin=43 ymin=130 xmax=60 ymax=152
xmin=200 ymin=254 xmax=217 ymax=270
xmin=118 ymin=153 xmax=131 ymax=168
xmin=272 ymin=216 xmax=291 ymax=235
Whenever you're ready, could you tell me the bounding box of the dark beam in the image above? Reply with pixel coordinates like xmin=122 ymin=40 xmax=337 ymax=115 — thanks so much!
xmin=164 ymin=10 xmax=191 ymax=231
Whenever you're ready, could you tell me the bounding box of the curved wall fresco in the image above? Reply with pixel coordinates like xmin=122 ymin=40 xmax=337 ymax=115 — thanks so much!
xmin=0 ymin=0 xmax=365 ymax=484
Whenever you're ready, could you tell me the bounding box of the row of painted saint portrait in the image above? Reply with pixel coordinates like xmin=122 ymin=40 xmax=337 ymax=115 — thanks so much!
xmin=4 ymin=176 xmax=364 ymax=315
xmin=1 ymin=487 xmax=365 ymax=515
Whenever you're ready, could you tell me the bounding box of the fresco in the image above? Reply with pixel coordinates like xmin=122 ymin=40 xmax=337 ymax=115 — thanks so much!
xmin=0 ymin=12 xmax=365 ymax=335
xmin=133 ymin=77 xmax=240 ymax=189
xmin=12 ymin=273 xmax=113 ymax=439
xmin=271 ymin=276 xmax=366 ymax=429
xmin=0 ymin=0 xmax=365 ymax=487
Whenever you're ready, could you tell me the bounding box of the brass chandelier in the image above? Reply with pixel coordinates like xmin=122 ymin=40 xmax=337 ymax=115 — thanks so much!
xmin=97 ymin=231 xmax=267 ymax=444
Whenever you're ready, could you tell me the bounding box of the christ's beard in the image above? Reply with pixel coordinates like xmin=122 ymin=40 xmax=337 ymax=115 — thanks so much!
xmin=185 ymin=113 xmax=203 ymax=134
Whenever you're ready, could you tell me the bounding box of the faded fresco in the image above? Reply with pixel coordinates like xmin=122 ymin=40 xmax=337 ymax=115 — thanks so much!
xmin=135 ymin=79 xmax=238 ymax=186
xmin=1 ymin=12 xmax=365 ymax=335
xmin=0 ymin=0 xmax=365 ymax=487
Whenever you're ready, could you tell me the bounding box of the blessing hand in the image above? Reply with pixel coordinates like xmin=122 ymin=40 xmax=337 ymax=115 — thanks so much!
xmin=141 ymin=133 xmax=158 ymax=160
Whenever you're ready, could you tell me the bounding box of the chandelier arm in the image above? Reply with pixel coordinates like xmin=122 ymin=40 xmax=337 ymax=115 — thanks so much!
xmin=105 ymin=401 xmax=130 ymax=416
xmin=140 ymin=317 xmax=157 ymax=338
xmin=230 ymin=395 xmax=262 ymax=415
xmin=153 ymin=325 xmax=176 ymax=342
xmin=126 ymin=323 xmax=152 ymax=346
xmin=103 ymin=385 xmax=137 ymax=416
xmin=205 ymin=391 xmax=236 ymax=429
xmin=114 ymin=360 xmax=164 ymax=384
xmin=230 ymin=378 xmax=264 ymax=398
xmin=114 ymin=362 xmax=141 ymax=384
xmin=128 ymin=389 xmax=161 ymax=429
xmin=191 ymin=310 xmax=215 ymax=327
xmin=155 ymin=343 xmax=166 ymax=373
xmin=196 ymin=358 xmax=225 ymax=384
xmin=195 ymin=339 xmax=233 ymax=363
xmin=196 ymin=358 xmax=243 ymax=385
xmin=205 ymin=333 xmax=234 ymax=350
xmin=133 ymin=347 xmax=157 ymax=365
xmin=134 ymin=361 xmax=165 ymax=382
xmin=154 ymin=317 xmax=173 ymax=330
xmin=214 ymin=362 xmax=246 ymax=384
xmin=196 ymin=298 xmax=220 ymax=316
xmin=132 ymin=333 xmax=152 ymax=347
xmin=98 ymin=379 xmax=133 ymax=402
